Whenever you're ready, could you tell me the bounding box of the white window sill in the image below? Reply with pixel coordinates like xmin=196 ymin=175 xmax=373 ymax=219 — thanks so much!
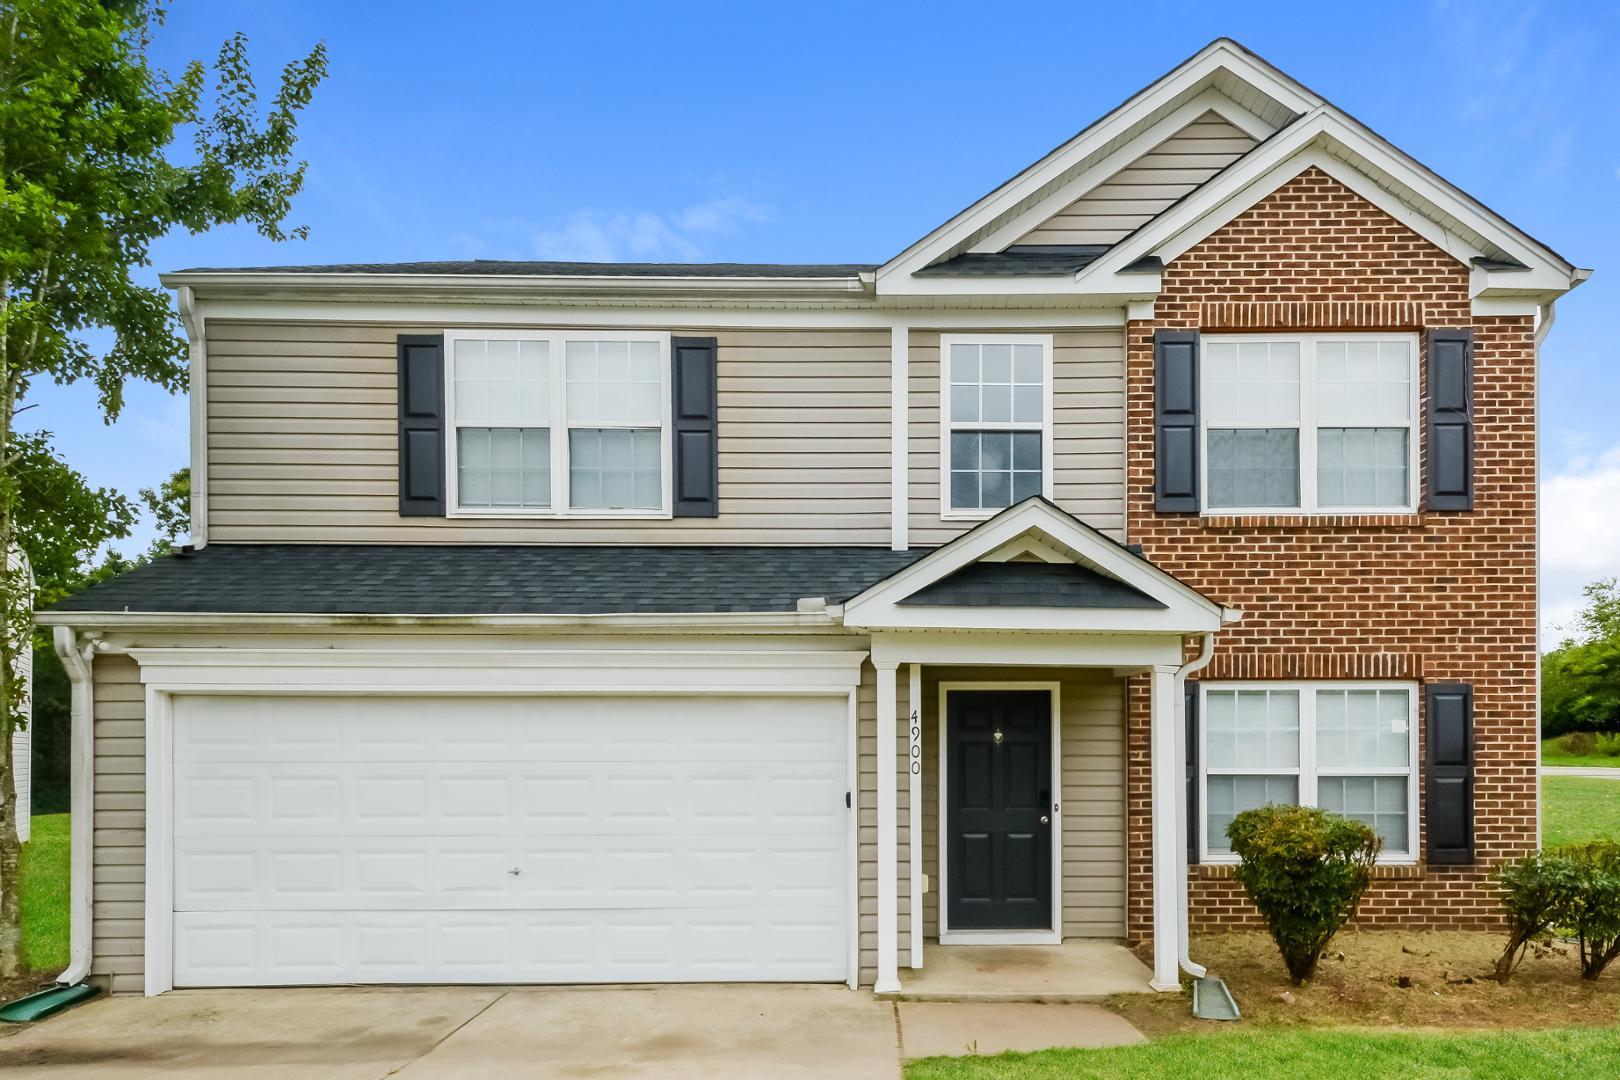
xmin=1201 ymin=507 xmax=1418 ymax=518
xmin=448 ymin=509 xmax=673 ymax=521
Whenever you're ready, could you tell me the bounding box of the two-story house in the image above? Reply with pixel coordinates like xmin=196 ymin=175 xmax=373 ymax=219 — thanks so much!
xmin=41 ymin=39 xmax=1586 ymax=998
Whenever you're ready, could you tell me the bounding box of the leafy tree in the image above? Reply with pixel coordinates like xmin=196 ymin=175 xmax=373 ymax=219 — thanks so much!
xmin=1542 ymin=579 xmax=1620 ymax=739
xmin=0 ymin=0 xmax=325 ymax=978
xmin=139 ymin=466 xmax=189 ymax=557
xmin=1227 ymin=804 xmax=1380 ymax=985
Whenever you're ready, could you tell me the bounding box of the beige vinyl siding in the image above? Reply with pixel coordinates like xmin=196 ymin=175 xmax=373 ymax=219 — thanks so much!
xmin=919 ymin=667 xmax=1127 ymax=940
xmin=205 ymin=322 xmax=892 ymax=544
xmin=909 ymin=328 xmax=1126 ymax=546
xmin=1016 ymin=112 xmax=1256 ymax=246
xmin=90 ymin=654 xmax=146 ymax=995
xmin=856 ymin=659 xmax=912 ymax=987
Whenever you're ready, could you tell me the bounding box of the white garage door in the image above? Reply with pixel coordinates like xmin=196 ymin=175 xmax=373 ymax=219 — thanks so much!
xmin=170 ymin=694 xmax=848 ymax=987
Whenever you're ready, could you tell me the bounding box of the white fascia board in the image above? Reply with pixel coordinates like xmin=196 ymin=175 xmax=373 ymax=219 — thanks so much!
xmin=875 ymin=41 xmax=1316 ymax=286
xmin=842 ymin=498 xmax=1226 ymax=630
xmin=34 ymin=609 xmax=842 ymax=633
xmin=873 ymin=275 xmax=1158 ymax=302
xmin=184 ymin=298 xmax=1128 ymax=331
xmin=869 ymin=630 xmax=1184 ymax=669
xmin=968 ymin=89 xmax=1277 ymax=256
xmin=1078 ymin=110 xmax=1578 ymax=293
xmin=858 ymin=605 xmax=1220 ymax=634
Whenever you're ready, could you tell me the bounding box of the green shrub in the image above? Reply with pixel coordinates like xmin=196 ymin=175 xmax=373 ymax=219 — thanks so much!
xmin=1602 ymin=735 xmax=1620 ymax=758
xmin=1560 ymin=731 xmax=1598 ymax=757
xmin=1492 ymin=851 xmax=1580 ymax=983
xmin=1564 ymin=841 xmax=1620 ymax=980
xmin=1227 ymin=804 xmax=1380 ymax=985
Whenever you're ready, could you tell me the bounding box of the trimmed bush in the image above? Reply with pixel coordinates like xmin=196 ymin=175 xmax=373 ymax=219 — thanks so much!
xmin=1227 ymin=804 xmax=1380 ymax=986
xmin=1492 ymin=851 xmax=1580 ymax=983
xmin=1565 ymin=841 xmax=1620 ymax=981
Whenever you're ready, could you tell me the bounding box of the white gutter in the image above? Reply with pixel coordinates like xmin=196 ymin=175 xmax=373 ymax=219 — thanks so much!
xmin=1174 ymin=628 xmax=1222 ymax=979
xmin=51 ymin=627 xmax=96 ymax=987
xmin=176 ymin=286 xmax=207 ymax=549
xmin=33 ymin=608 xmax=845 ymax=633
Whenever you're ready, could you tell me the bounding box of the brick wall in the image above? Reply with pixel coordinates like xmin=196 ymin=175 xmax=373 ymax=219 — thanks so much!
xmin=1123 ymin=167 xmax=1539 ymax=940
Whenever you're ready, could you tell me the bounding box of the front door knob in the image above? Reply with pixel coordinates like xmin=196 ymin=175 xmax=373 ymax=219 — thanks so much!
xmin=1040 ymin=815 xmax=1050 ymax=825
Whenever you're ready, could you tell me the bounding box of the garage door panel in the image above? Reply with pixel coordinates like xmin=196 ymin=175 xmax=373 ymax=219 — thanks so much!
xmin=174 ymin=695 xmax=843 ymax=765
xmin=174 ymin=906 xmax=847 ymax=986
xmin=170 ymin=692 xmax=850 ymax=987
xmin=175 ymin=761 xmax=846 ymax=837
xmin=175 ymin=833 xmax=845 ymax=912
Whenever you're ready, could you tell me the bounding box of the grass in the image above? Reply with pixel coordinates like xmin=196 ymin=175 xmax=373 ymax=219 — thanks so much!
xmin=19 ymin=812 xmax=69 ymax=974
xmin=1542 ymin=733 xmax=1620 ymax=768
xmin=904 ymin=1027 xmax=1620 ymax=1079
xmin=1543 ymin=776 xmax=1620 ymax=848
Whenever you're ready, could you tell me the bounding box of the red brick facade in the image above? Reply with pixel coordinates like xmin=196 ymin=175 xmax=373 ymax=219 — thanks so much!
xmin=1123 ymin=167 xmax=1539 ymax=940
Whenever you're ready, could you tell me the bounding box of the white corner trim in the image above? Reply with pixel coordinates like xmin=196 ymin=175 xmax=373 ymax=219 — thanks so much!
xmin=892 ymin=324 xmax=910 ymax=551
xmin=908 ymin=663 xmax=923 ymax=968
xmin=176 ymin=287 xmax=207 ymax=549
xmin=846 ymin=686 xmax=861 ymax=990
xmin=936 ymin=681 xmax=1063 ymax=944
xmin=144 ymin=686 xmax=175 ymax=995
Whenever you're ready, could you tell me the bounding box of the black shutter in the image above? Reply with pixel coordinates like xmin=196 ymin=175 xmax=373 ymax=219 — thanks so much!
xmin=1155 ymin=330 xmax=1200 ymax=512
xmin=397 ymin=334 xmax=446 ymax=517
xmin=671 ymin=336 xmax=719 ymax=518
xmin=1426 ymin=328 xmax=1475 ymax=510
xmin=1186 ymin=681 xmax=1200 ymax=865
xmin=1426 ymin=683 xmax=1475 ymax=865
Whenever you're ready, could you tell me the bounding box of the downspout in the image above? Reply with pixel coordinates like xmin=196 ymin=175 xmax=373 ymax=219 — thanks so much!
xmin=52 ymin=626 xmax=96 ymax=986
xmin=1174 ymin=618 xmax=1232 ymax=979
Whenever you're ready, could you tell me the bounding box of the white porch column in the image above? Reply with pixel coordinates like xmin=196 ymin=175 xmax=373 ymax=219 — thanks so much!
xmin=875 ymin=659 xmax=901 ymax=993
xmin=1149 ymin=663 xmax=1183 ymax=991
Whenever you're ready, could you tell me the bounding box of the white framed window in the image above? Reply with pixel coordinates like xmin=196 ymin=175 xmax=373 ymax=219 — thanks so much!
xmin=939 ymin=333 xmax=1054 ymax=519
xmin=1201 ymin=334 xmax=1418 ymax=514
xmin=444 ymin=329 xmax=672 ymax=517
xmin=1199 ymin=681 xmax=1419 ymax=864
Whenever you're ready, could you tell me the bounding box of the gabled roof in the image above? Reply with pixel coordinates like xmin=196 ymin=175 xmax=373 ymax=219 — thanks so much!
xmin=843 ymin=497 xmax=1233 ymax=634
xmin=173 ymin=259 xmax=876 ymax=279
xmin=875 ymin=38 xmax=1587 ymax=306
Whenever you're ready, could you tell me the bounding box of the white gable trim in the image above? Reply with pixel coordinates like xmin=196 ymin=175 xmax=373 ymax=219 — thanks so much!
xmin=966 ymin=90 xmax=1275 ymax=257
xmin=842 ymin=498 xmax=1230 ymax=633
xmin=1075 ymin=109 xmax=1579 ymax=299
xmin=875 ymin=41 xmax=1316 ymax=287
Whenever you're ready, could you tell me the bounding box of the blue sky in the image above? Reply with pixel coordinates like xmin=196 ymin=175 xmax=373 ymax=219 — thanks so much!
xmin=30 ymin=0 xmax=1620 ymax=643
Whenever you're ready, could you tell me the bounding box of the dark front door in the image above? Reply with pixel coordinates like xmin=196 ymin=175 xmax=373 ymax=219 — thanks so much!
xmin=946 ymin=690 xmax=1053 ymax=931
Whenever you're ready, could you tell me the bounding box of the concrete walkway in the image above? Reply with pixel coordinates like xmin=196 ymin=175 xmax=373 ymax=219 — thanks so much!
xmin=1542 ymin=765 xmax=1620 ymax=778
xmin=0 ymin=984 xmax=1145 ymax=1078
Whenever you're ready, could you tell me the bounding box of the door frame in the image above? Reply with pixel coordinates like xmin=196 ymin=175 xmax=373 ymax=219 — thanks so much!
xmin=936 ymin=681 xmax=1062 ymax=945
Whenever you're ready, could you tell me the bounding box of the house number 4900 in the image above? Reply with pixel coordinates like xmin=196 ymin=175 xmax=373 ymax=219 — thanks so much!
xmin=909 ymin=708 xmax=921 ymax=775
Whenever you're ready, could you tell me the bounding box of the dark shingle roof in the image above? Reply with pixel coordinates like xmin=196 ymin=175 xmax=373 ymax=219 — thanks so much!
xmin=897 ymin=561 xmax=1165 ymax=609
xmin=914 ymin=245 xmax=1110 ymax=278
xmin=47 ymin=544 xmax=928 ymax=617
xmin=174 ymin=260 xmax=876 ymax=279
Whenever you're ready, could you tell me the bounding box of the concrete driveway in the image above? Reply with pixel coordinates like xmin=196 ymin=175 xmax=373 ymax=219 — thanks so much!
xmin=0 ymin=984 xmax=1143 ymax=1079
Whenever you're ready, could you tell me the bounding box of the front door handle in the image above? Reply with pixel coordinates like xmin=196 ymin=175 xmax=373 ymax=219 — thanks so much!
xmin=1040 ymin=815 xmax=1050 ymax=825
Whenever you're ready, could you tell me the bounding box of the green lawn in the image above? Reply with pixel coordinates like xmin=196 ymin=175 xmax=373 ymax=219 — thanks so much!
xmin=905 ymin=1027 xmax=1620 ymax=1080
xmin=1542 ymin=734 xmax=1620 ymax=768
xmin=19 ymin=812 xmax=69 ymax=973
xmin=1543 ymin=776 xmax=1620 ymax=848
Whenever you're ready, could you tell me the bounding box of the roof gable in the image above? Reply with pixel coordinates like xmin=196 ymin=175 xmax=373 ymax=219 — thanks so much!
xmin=842 ymin=497 xmax=1231 ymax=633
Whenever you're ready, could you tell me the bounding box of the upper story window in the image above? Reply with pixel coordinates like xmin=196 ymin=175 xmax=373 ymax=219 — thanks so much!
xmin=940 ymin=334 xmax=1053 ymax=519
xmin=1202 ymin=334 xmax=1417 ymax=514
xmin=1199 ymin=681 xmax=1418 ymax=864
xmin=445 ymin=330 xmax=671 ymax=517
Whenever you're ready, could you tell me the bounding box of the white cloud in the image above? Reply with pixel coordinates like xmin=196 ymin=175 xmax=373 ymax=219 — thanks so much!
xmin=528 ymin=196 xmax=773 ymax=263
xmin=1541 ymin=443 xmax=1620 ymax=646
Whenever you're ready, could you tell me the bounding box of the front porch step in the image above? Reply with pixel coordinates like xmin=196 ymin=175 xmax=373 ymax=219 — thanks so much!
xmin=883 ymin=941 xmax=1158 ymax=1003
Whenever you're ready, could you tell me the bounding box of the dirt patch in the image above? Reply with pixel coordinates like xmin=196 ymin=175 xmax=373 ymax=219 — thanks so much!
xmin=1113 ymin=930 xmax=1620 ymax=1038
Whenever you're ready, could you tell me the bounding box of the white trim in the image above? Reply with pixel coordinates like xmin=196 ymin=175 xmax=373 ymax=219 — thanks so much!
xmin=1196 ymin=681 xmax=1421 ymax=866
xmin=1149 ymin=664 xmax=1181 ymax=990
xmin=875 ymin=660 xmax=901 ymax=993
xmin=845 ymin=498 xmax=1230 ymax=634
xmin=892 ymin=325 xmax=910 ymax=551
xmin=1199 ymin=332 xmax=1420 ymax=516
xmin=847 ymin=686 xmax=861 ymax=989
xmin=936 ymin=682 xmax=1063 ymax=946
xmin=937 ymin=334 xmax=1055 ymax=521
xmin=872 ymin=631 xmax=1185 ymax=671
xmin=441 ymin=328 xmax=673 ymax=519
xmin=969 ymin=89 xmax=1277 ymax=255
xmin=176 ymin=286 xmax=208 ymax=548
xmin=143 ymin=686 xmax=175 ymax=996
xmin=35 ymin=609 xmax=842 ymax=632
xmin=908 ymin=663 xmax=924 ymax=968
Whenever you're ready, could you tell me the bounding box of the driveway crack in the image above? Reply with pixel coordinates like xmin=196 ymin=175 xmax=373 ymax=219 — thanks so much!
xmin=381 ymin=990 xmax=508 ymax=1078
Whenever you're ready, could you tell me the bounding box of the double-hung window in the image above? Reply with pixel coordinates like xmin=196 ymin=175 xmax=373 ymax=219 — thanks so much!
xmin=445 ymin=329 xmax=671 ymax=516
xmin=1200 ymin=682 xmax=1418 ymax=863
xmin=941 ymin=334 xmax=1053 ymax=518
xmin=1202 ymin=334 xmax=1418 ymax=513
